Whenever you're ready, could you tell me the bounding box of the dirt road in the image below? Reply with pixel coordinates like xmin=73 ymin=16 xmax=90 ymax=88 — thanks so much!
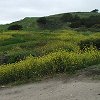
xmin=0 ymin=74 xmax=100 ymax=100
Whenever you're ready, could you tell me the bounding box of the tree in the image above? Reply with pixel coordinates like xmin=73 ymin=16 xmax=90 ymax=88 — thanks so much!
xmin=73 ymin=15 xmax=80 ymax=22
xmin=60 ymin=13 xmax=73 ymax=22
xmin=37 ymin=17 xmax=48 ymax=28
xmin=8 ymin=24 xmax=23 ymax=30
xmin=82 ymin=15 xmax=100 ymax=27
xmin=69 ymin=21 xmax=82 ymax=28
xmin=92 ymin=24 xmax=100 ymax=28
xmin=91 ymin=9 xmax=99 ymax=13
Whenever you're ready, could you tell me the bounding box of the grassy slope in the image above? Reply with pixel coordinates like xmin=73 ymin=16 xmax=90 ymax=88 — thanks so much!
xmin=0 ymin=29 xmax=100 ymax=84
xmin=0 ymin=12 xmax=100 ymax=31
xmin=0 ymin=12 xmax=100 ymax=84
xmin=0 ymin=17 xmax=38 ymax=31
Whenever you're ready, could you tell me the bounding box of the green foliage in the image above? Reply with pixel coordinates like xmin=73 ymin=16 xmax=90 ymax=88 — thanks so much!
xmin=8 ymin=24 xmax=23 ymax=30
xmin=92 ymin=24 xmax=100 ymax=28
xmin=0 ymin=12 xmax=100 ymax=86
xmin=91 ymin=9 xmax=99 ymax=13
xmin=37 ymin=17 xmax=47 ymax=28
xmin=0 ymin=50 xmax=100 ymax=84
xmin=37 ymin=17 xmax=62 ymax=30
xmin=72 ymin=15 xmax=80 ymax=22
xmin=83 ymin=15 xmax=100 ymax=28
xmin=60 ymin=13 xmax=73 ymax=22
xmin=0 ymin=12 xmax=100 ymax=31
xmin=0 ymin=28 xmax=100 ymax=85
xmin=70 ymin=21 xmax=82 ymax=28
xmin=79 ymin=38 xmax=100 ymax=50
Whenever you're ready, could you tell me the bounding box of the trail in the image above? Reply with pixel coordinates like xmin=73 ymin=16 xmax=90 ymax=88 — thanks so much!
xmin=0 ymin=74 xmax=100 ymax=100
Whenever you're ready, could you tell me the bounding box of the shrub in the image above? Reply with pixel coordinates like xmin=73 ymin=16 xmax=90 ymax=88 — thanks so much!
xmin=69 ymin=21 xmax=82 ymax=28
xmin=60 ymin=13 xmax=73 ymax=22
xmin=91 ymin=9 xmax=99 ymax=13
xmin=82 ymin=15 xmax=100 ymax=28
xmin=0 ymin=53 xmax=8 ymax=65
xmin=92 ymin=24 xmax=100 ymax=28
xmin=37 ymin=17 xmax=48 ymax=28
xmin=0 ymin=50 xmax=100 ymax=84
xmin=72 ymin=15 xmax=100 ymax=28
xmin=72 ymin=15 xmax=80 ymax=22
xmin=8 ymin=24 xmax=23 ymax=30
xmin=37 ymin=17 xmax=62 ymax=30
xmin=79 ymin=38 xmax=100 ymax=50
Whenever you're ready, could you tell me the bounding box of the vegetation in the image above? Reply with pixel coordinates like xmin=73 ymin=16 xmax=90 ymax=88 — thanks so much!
xmin=36 ymin=11 xmax=100 ymax=30
xmin=60 ymin=13 xmax=73 ymax=22
xmin=0 ymin=49 xmax=100 ymax=84
xmin=0 ymin=11 xmax=100 ymax=85
xmin=0 ymin=11 xmax=100 ymax=32
xmin=0 ymin=29 xmax=100 ymax=85
xmin=37 ymin=17 xmax=47 ymax=28
xmin=8 ymin=24 xmax=23 ymax=30
xmin=91 ymin=9 xmax=99 ymax=13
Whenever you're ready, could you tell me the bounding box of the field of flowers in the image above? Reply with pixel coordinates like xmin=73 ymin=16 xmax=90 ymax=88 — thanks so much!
xmin=0 ymin=30 xmax=100 ymax=84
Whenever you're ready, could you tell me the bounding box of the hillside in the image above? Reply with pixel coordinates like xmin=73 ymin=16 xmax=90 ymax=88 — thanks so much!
xmin=0 ymin=12 xmax=100 ymax=85
xmin=0 ymin=17 xmax=38 ymax=31
xmin=49 ymin=12 xmax=100 ymax=18
xmin=0 ymin=29 xmax=100 ymax=84
xmin=0 ymin=12 xmax=100 ymax=31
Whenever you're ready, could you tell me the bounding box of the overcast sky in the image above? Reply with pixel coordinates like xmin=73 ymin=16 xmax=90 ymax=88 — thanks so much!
xmin=0 ymin=0 xmax=100 ymax=24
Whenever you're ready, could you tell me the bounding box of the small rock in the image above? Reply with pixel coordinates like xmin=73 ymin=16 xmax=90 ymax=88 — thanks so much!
xmin=1 ymin=86 xmax=5 ymax=88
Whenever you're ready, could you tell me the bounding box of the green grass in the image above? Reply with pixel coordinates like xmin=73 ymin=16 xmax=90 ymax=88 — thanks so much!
xmin=0 ymin=12 xmax=100 ymax=85
xmin=0 ymin=29 xmax=100 ymax=85
xmin=0 ymin=49 xmax=100 ymax=84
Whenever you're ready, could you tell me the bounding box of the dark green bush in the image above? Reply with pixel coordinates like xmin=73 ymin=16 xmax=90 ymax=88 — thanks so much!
xmin=82 ymin=15 xmax=100 ymax=28
xmin=37 ymin=17 xmax=48 ymax=28
xmin=8 ymin=24 xmax=23 ymax=30
xmin=92 ymin=24 xmax=100 ymax=28
xmin=60 ymin=13 xmax=73 ymax=22
xmin=91 ymin=9 xmax=99 ymax=13
xmin=79 ymin=38 xmax=100 ymax=50
xmin=37 ymin=17 xmax=62 ymax=30
xmin=0 ymin=53 xmax=8 ymax=65
xmin=72 ymin=15 xmax=80 ymax=22
xmin=70 ymin=21 xmax=82 ymax=28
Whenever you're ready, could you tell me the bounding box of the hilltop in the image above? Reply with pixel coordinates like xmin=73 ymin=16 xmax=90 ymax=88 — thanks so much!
xmin=0 ymin=12 xmax=100 ymax=31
